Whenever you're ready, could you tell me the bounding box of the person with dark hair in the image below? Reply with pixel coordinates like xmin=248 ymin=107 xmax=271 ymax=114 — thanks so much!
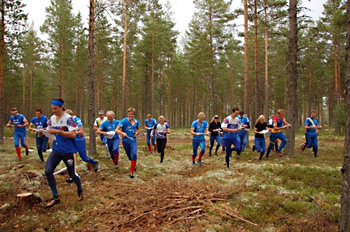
xmin=237 ymin=110 xmax=250 ymax=153
xmin=151 ymin=116 xmax=170 ymax=163
xmin=144 ymin=114 xmax=157 ymax=153
xmin=97 ymin=111 xmax=120 ymax=168
xmin=116 ymin=108 xmax=140 ymax=178
xmin=94 ymin=110 xmax=107 ymax=146
xmin=44 ymin=99 xmax=83 ymax=208
xmin=208 ymin=115 xmax=221 ymax=156
xmin=221 ymin=108 xmax=243 ymax=168
xmin=7 ymin=107 xmax=30 ymax=159
xmin=29 ymin=108 xmax=49 ymax=162
xmin=66 ymin=109 xmax=99 ymax=172
xmin=302 ymin=110 xmax=322 ymax=157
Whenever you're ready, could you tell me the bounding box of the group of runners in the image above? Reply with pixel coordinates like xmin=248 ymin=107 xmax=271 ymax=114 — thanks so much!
xmin=6 ymin=99 xmax=321 ymax=208
xmin=190 ymin=108 xmax=322 ymax=168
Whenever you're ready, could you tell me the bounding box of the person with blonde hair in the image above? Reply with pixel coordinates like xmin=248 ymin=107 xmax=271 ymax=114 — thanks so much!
xmin=265 ymin=109 xmax=290 ymax=157
xmin=151 ymin=116 xmax=170 ymax=163
xmin=116 ymin=108 xmax=140 ymax=178
xmin=252 ymin=115 xmax=269 ymax=160
xmin=190 ymin=112 xmax=209 ymax=166
xmin=208 ymin=115 xmax=222 ymax=156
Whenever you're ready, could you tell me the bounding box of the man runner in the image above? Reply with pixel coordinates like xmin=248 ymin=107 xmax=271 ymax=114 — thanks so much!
xmin=29 ymin=108 xmax=49 ymax=162
xmin=7 ymin=108 xmax=29 ymax=159
xmin=190 ymin=112 xmax=209 ymax=166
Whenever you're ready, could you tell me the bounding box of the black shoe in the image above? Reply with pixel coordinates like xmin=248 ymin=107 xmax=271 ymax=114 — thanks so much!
xmin=314 ymin=153 xmax=317 ymax=158
xmin=45 ymin=197 xmax=60 ymax=208
xmin=115 ymin=163 xmax=119 ymax=169
xmin=26 ymin=150 xmax=29 ymax=156
xmin=66 ymin=178 xmax=73 ymax=183
xmin=93 ymin=162 xmax=99 ymax=172
xmin=209 ymin=151 xmax=212 ymax=157
xmin=252 ymin=145 xmax=256 ymax=152
xmin=129 ymin=173 xmax=135 ymax=179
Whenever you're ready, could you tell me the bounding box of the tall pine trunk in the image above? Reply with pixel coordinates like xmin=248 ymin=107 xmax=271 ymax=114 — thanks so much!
xmin=254 ymin=0 xmax=259 ymax=119
xmin=209 ymin=0 xmax=215 ymax=115
xmin=340 ymin=0 xmax=350 ymax=230
xmin=167 ymin=56 xmax=171 ymax=122
xmin=0 ymin=0 xmax=4 ymax=144
xmin=244 ymin=0 xmax=249 ymax=113
xmin=285 ymin=0 xmax=298 ymax=155
xmin=151 ymin=11 xmax=155 ymax=115
xmin=88 ymin=0 xmax=96 ymax=154
xmin=22 ymin=68 xmax=26 ymax=114
xmin=264 ymin=5 xmax=269 ymax=119
xmin=122 ymin=0 xmax=128 ymax=116
xmin=29 ymin=53 xmax=33 ymax=116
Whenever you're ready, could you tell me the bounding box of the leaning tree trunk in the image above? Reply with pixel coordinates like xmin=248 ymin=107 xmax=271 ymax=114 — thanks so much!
xmin=88 ymin=0 xmax=96 ymax=154
xmin=285 ymin=0 xmax=298 ymax=155
xmin=122 ymin=0 xmax=128 ymax=116
xmin=0 ymin=0 xmax=5 ymax=144
xmin=244 ymin=0 xmax=249 ymax=114
xmin=340 ymin=0 xmax=350 ymax=230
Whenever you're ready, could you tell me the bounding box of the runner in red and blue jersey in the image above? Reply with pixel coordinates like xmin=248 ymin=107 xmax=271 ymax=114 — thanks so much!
xmin=7 ymin=107 xmax=29 ymax=159
xmin=265 ymin=109 xmax=290 ymax=157
xmin=116 ymin=108 xmax=140 ymax=179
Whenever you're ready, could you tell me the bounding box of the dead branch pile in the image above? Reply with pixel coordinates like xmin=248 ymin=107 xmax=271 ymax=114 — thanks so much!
xmin=80 ymin=180 xmax=257 ymax=231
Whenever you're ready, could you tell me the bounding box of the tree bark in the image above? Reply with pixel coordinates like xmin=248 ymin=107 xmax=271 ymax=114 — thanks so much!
xmin=0 ymin=0 xmax=5 ymax=144
xmin=167 ymin=56 xmax=171 ymax=121
xmin=244 ymin=0 xmax=249 ymax=113
xmin=122 ymin=0 xmax=128 ymax=116
xmin=88 ymin=0 xmax=96 ymax=154
xmin=254 ymin=0 xmax=259 ymax=119
xmin=22 ymin=68 xmax=26 ymax=115
xmin=285 ymin=0 xmax=298 ymax=155
xmin=208 ymin=0 xmax=215 ymax=115
xmin=29 ymin=51 xmax=33 ymax=117
xmin=264 ymin=4 xmax=269 ymax=120
xmin=340 ymin=0 xmax=350 ymax=230
xmin=151 ymin=10 xmax=155 ymax=116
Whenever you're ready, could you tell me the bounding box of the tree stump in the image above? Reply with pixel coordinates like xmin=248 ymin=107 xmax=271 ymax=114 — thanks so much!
xmin=17 ymin=193 xmax=41 ymax=208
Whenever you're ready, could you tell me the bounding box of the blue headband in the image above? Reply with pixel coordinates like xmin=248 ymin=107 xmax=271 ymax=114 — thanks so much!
xmin=51 ymin=99 xmax=64 ymax=107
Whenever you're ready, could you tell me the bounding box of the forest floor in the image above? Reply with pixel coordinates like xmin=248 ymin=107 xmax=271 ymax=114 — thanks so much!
xmin=0 ymin=127 xmax=344 ymax=232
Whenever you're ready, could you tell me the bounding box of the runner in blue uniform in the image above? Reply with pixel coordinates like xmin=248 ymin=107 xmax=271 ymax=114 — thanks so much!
xmin=144 ymin=114 xmax=157 ymax=153
xmin=66 ymin=109 xmax=98 ymax=172
xmin=7 ymin=108 xmax=29 ymax=159
xmin=44 ymin=99 xmax=83 ymax=208
xmin=237 ymin=110 xmax=250 ymax=153
xmin=116 ymin=108 xmax=140 ymax=178
xmin=98 ymin=111 xmax=120 ymax=168
xmin=302 ymin=110 xmax=322 ymax=157
xmin=29 ymin=108 xmax=49 ymax=162
xmin=190 ymin=112 xmax=209 ymax=166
